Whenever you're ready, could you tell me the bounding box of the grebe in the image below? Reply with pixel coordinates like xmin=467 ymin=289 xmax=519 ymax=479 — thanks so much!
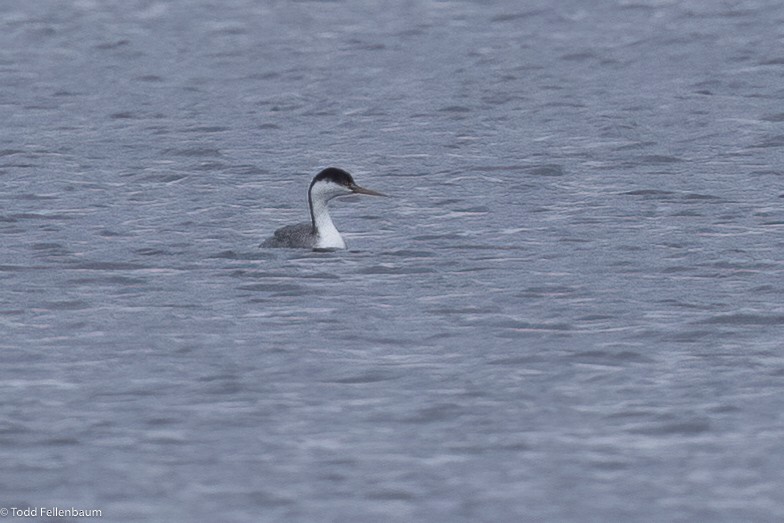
xmin=260 ymin=167 xmax=385 ymax=250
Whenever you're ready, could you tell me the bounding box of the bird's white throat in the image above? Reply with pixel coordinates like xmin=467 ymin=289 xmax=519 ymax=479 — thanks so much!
xmin=312 ymin=200 xmax=345 ymax=249
xmin=310 ymin=180 xmax=351 ymax=250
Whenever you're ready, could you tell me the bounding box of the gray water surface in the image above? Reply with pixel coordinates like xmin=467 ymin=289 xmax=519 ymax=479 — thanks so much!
xmin=2 ymin=1 xmax=784 ymax=521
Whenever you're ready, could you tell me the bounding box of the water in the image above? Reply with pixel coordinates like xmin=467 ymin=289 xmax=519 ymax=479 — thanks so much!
xmin=2 ymin=0 xmax=783 ymax=521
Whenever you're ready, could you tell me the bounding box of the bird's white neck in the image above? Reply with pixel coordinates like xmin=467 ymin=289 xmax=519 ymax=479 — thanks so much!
xmin=311 ymin=199 xmax=345 ymax=250
xmin=309 ymin=182 xmax=347 ymax=250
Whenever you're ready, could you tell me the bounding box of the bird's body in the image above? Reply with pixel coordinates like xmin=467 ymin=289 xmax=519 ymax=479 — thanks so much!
xmin=261 ymin=223 xmax=320 ymax=249
xmin=260 ymin=167 xmax=385 ymax=250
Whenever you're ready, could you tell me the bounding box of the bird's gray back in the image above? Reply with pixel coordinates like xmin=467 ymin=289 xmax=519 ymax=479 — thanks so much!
xmin=260 ymin=222 xmax=317 ymax=248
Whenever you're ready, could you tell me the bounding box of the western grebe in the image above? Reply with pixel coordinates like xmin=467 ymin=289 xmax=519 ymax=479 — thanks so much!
xmin=260 ymin=167 xmax=386 ymax=250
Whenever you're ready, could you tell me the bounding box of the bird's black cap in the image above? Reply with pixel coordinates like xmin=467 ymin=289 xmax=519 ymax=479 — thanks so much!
xmin=311 ymin=167 xmax=355 ymax=189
